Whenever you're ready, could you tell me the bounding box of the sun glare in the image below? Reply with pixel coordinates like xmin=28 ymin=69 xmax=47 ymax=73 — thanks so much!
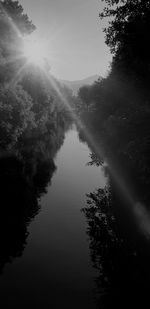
xmin=23 ymin=36 xmax=48 ymax=67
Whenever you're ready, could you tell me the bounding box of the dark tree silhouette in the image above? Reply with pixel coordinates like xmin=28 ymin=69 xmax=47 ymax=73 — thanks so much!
xmin=100 ymin=0 xmax=150 ymax=78
xmin=77 ymin=4 xmax=150 ymax=305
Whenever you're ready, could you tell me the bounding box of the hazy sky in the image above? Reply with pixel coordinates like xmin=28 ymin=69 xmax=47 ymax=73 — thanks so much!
xmin=19 ymin=0 xmax=111 ymax=80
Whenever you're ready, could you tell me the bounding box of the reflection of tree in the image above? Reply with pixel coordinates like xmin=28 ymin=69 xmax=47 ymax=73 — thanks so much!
xmin=82 ymin=186 xmax=123 ymax=287
xmin=0 ymin=151 xmax=55 ymax=273
xmin=87 ymin=152 xmax=103 ymax=167
xmin=0 ymin=117 xmax=69 ymax=274
xmin=0 ymin=155 xmax=38 ymax=273
xmin=82 ymin=185 xmax=150 ymax=308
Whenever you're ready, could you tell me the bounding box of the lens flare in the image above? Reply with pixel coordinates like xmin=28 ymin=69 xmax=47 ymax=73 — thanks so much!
xmin=1 ymin=0 xmax=149 ymax=240
xmin=22 ymin=36 xmax=48 ymax=67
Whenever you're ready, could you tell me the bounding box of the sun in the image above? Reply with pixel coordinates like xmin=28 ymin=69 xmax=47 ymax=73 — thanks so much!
xmin=23 ymin=35 xmax=48 ymax=67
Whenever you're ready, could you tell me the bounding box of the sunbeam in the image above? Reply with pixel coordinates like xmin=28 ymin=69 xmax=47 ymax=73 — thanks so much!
xmin=40 ymin=64 xmax=150 ymax=240
xmin=0 ymin=2 xmax=23 ymax=39
xmin=1 ymin=0 xmax=150 ymax=241
xmin=8 ymin=61 xmax=28 ymax=87
xmin=22 ymin=35 xmax=49 ymax=68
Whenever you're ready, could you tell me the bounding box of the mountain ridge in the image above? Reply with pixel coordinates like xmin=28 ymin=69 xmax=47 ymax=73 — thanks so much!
xmin=60 ymin=74 xmax=100 ymax=95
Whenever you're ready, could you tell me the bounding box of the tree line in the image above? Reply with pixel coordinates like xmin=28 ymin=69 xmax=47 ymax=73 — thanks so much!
xmin=0 ymin=0 xmax=76 ymax=272
xmin=78 ymin=2 xmax=150 ymax=306
xmin=0 ymin=0 xmax=74 ymax=150
xmin=77 ymin=0 xmax=150 ymax=187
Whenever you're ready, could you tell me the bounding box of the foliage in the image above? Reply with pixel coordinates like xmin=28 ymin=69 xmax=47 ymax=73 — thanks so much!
xmin=77 ymin=0 xmax=150 ymax=185
xmin=78 ymin=3 xmax=150 ymax=305
xmin=0 ymin=0 xmax=74 ymax=150
xmin=0 ymin=0 xmax=35 ymax=82
xmin=0 ymin=77 xmax=72 ymax=273
xmin=100 ymin=0 xmax=150 ymax=78
xmin=0 ymin=84 xmax=34 ymax=147
xmin=0 ymin=0 xmax=35 ymax=34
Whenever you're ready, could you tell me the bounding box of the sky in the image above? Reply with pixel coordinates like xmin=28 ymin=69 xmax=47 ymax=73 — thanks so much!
xmin=19 ymin=0 xmax=112 ymax=81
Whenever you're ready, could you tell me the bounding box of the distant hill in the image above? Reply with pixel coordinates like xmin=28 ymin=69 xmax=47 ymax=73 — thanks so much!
xmin=60 ymin=75 xmax=100 ymax=95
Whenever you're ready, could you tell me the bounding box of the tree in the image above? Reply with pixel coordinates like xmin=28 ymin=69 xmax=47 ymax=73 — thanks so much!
xmin=0 ymin=0 xmax=35 ymax=35
xmin=78 ymin=85 xmax=96 ymax=111
xmin=0 ymin=84 xmax=35 ymax=147
xmin=0 ymin=0 xmax=36 ymax=84
xmin=100 ymin=0 xmax=150 ymax=77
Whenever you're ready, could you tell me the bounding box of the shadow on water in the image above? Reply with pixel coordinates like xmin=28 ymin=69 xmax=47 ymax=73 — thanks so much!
xmin=0 ymin=121 xmax=70 ymax=275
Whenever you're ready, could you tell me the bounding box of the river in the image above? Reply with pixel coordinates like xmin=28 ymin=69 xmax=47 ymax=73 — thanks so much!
xmin=0 ymin=127 xmax=106 ymax=308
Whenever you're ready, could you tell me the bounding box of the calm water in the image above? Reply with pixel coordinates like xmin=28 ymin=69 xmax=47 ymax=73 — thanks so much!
xmin=0 ymin=127 xmax=106 ymax=308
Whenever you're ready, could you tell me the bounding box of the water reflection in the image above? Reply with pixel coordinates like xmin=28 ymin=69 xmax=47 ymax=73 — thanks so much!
xmin=0 ymin=155 xmax=39 ymax=273
xmin=0 ymin=120 xmax=70 ymax=274
xmin=82 ymin=164 xmax=150 ymax=308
